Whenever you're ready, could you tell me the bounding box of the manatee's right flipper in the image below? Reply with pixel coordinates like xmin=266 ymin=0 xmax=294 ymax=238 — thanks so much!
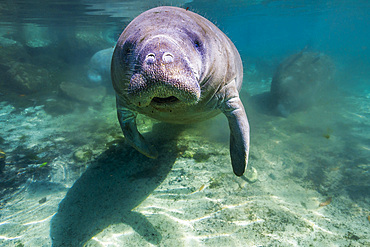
xmin=220 ymin=85 xmax=250 ymax=176
xmin=116 ymin=98 xmax=158 ymax=159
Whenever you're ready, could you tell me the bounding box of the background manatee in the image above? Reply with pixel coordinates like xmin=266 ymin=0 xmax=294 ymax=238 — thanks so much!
xmin=270 ymin=49 xmax=335 ymax=116
xmin=87 ymin=47 xmax=114 ymax=84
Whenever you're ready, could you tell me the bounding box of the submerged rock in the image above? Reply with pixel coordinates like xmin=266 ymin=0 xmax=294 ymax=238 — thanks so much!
xmin=244 ymin=166 xmax=258 ymax=183
xmin=59 ymin=81 xmax=106 ymax=103
xmin=73 ymin=148 xmax=93 ymax=163
xmin=44 ymin=98 xmax=78 ymax=116
xmin=0 ymin=149 xmax=5 ymax=173
xmin=0 ymin=36 xmax=18 ymax=47
xmin=6 ymin=62 xmax=51 ymax=93
xmin=22 ymin=23 xmax=53 ymax=48
xmin=63 ymin=29 xmax=113 ymax=61
xmin=0 ymin=41 xmax=31 ymax=93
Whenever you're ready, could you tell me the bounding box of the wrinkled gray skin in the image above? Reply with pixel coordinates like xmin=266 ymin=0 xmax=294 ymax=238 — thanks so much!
xmin=111 ymin=6 xmax=249 ymax=176
xmin=270 ymin=49 xmax=335 ymax=117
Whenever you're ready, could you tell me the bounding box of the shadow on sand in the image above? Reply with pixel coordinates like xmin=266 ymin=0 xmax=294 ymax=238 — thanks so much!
xmin=50 ymin=123 xmax=182 ymax=246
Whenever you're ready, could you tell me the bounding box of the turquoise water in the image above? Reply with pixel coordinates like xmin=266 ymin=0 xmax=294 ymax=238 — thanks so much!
xmin=0 ymin=1 xmax=369 ymax=246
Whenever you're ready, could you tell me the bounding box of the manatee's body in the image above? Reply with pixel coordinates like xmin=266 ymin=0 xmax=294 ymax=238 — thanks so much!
xmin=87 ymin=47 xmax=114 ymax=84
xmin=270 ymin=49 xmax=335 ymax=116
xmin=111 ymin=6 xmax=250 ymax=176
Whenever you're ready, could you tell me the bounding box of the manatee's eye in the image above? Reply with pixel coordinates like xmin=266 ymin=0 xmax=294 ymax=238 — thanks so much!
xmin=182 ymin=28 xmax=203 ymax=51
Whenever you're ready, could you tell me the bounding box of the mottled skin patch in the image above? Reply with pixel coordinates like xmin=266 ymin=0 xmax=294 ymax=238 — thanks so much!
xmin=111 ymin=6 xmax=250 ymax=176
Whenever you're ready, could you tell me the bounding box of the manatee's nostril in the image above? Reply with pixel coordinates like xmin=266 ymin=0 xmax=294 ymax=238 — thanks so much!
xmin=146 ymin=53 xmax=156 ymax=63
xmin=162 ymin=52 xmax=174 ymax=63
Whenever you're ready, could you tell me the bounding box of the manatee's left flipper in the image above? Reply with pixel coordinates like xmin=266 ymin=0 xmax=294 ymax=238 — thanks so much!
xmin=116 ymin=99 xmax=158 ymax=159
xmin=220 ymin=85 xmax=250 ymax=176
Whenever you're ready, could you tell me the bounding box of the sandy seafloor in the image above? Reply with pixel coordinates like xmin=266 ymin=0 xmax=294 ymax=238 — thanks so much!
xmin=0 ymin=74 xmax=369 ymax=247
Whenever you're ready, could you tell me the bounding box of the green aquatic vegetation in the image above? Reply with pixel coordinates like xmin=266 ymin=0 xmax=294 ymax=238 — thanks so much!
xmin=193 ymin=152 xmax=211 ymax=162
xmin=39 ymin=197 xmax=47 ymax=204
xmin=18 ymin=134 xmax=28 ymax=141
xmin=0 ymin=149 xmax=5 ymax=172
xmin=24 ymin=152 xmax=40 ymax=161
xmin=105 ymin=137 xmax=125 ymax=148
xmin=323 ymin=127 xmax=333 ymax=139
xmin=73 ymin=149 xmax=93 ymax=163
xmin=208 ymin=174 xmax=227 ymax=189
xmin=209 ymin=179 xmax=221 ymax=189
xmin=0 ymin=136 xmax=5 ymax=144
xmin=39 ymin=162 xmax=48 ymax=168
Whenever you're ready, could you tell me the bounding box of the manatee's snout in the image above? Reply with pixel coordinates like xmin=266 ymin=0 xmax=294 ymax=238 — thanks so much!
xmin=145 ymin=52 xmax=175 ymax=64
xmin=128 ymin=37 xmax=201 ymax=108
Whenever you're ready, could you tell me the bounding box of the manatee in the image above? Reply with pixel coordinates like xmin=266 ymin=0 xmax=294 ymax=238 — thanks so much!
xmin=111 ymin=6 xmax=250 ymax=176
xmin=270 ymin=48 xmax=335 ymax=116
xmin=87 ymin=47 xmax=114 ymax=84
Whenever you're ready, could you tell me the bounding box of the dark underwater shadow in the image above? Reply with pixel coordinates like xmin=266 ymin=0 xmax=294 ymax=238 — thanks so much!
xmin=50 ymin=123 xmax=182 ymax=247
xmin=248 ymin=92 xmax=280 ymax=116
xmin=248 ymin=82 xmax=340 ymax=118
